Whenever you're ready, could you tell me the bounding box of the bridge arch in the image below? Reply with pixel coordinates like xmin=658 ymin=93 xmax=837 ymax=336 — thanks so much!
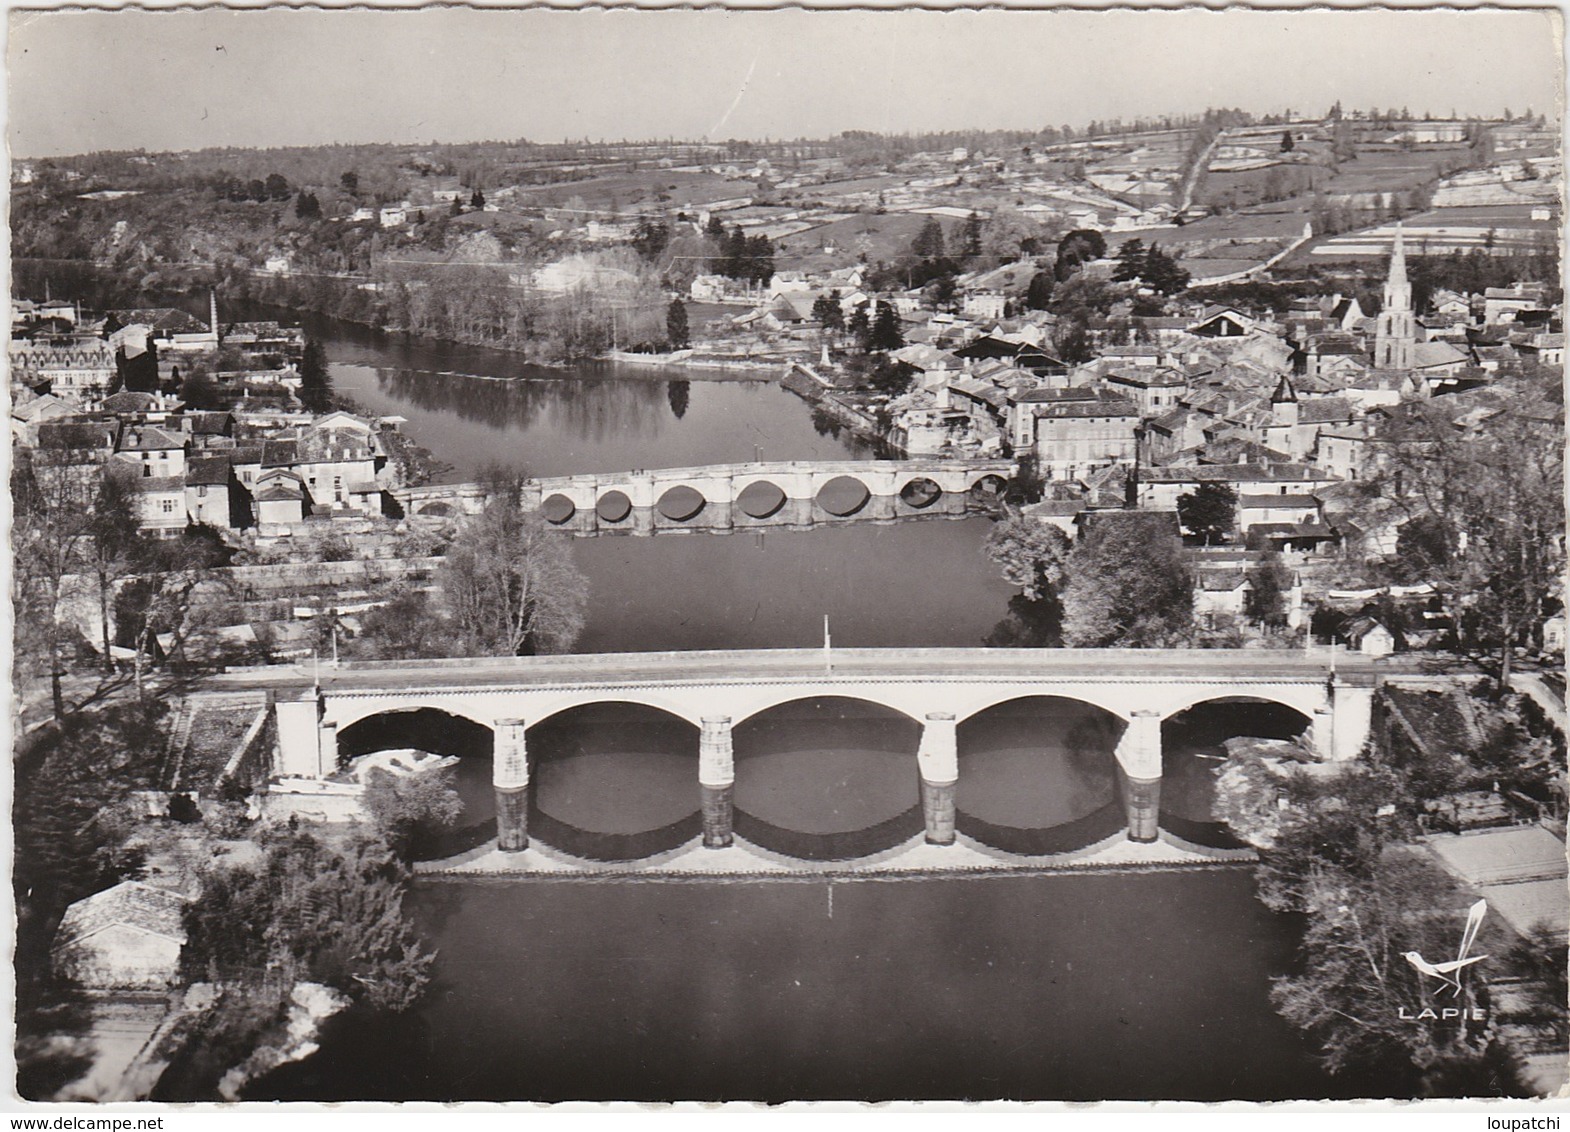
xmin=527 ymin=702 xmax=701 ymax=862
xmin=595 ymin=489 xmax=634 ymax=523
xmin=735 ymin=479 xmax=787 ymax=519
xmin=815 ymin=475 xmax=871 ymax=517
xmin=898 ymin=476 xmax=942 ymax=509
xmin=336 ymin=705 xmax=495 ymax=766
xmin=330 ymin=698 xmax=496 ymax=738
xmin=731 ymin=695 xmax=923 ymax=861
xmin=954 ymin=694 xmax=1127 ymax=856
xmin=655 ymin=484 xmax=707 ymax=522
xmin=541 ymin=493 xmax=575 ymax=524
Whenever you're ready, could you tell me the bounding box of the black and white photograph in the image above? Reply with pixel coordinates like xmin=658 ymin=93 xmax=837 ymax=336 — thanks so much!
xmin=6 ymin=3 xmax=1567 ymax=1110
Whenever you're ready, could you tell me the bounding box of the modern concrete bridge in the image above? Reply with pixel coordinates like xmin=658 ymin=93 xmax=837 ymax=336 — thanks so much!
xmin=393 ymin=459 xmax=1017 ymax=535
xmin=223 ymin=647 xmax=1380 ymax=852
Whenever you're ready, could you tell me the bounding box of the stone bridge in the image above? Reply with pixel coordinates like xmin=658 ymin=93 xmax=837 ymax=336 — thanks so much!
xmin=392 ymin=459 xmax=1017 ymax=535
xmin=232 ymin=647 xmax=1379 ymax=853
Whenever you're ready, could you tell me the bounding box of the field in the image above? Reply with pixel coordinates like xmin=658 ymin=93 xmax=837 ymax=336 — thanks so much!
xmin=1318 ymin=144 xmax=1473 ymax=197
xmin=508 ymin=169 xmax=752 ymax=213
xmin=772 ymin=211 xmax=949 ymax=270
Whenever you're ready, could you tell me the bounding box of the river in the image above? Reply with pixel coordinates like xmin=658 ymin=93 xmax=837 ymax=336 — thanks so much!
xmin=9 ymin=267 xmax=1355 ymax=1099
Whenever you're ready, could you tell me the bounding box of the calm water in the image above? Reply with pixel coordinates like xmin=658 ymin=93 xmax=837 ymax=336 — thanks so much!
xmin=14 ymin=274 xmax=1350 ymax=1099
xmin=254 ymin=871 xmax=1369 ymax=1102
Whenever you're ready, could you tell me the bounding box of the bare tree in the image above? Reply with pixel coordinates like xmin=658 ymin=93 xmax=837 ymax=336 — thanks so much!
xmin=436 ymin=470 xmax=589 ymax=657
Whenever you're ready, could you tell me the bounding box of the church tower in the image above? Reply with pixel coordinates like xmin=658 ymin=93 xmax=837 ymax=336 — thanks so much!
xmin=1374 ymin=225 xmax=1415 ymax=369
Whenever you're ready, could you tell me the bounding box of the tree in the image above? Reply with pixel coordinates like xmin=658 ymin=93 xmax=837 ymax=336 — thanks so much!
xmin=340 ymin=171 xmax=359 ymax=196
xmin=470 ymin=187 xmax=485 ymax=210
xmin=961 ymin=210 xmax=984 ymax=259
xmin=1245 ymin=550 xmax=1292 ymax=630
xmin=362 ymin=767 xmax=463 ymax=860
xmin=1062 ymin=513 xmax=1194 ymax=647
xmin=632 ymin=215 xmax=670 ymax=262
xmin=294 ymin=191 xmax=320 ymax=220
xmin=13 ymin=455 xmax=101 ymax=717
xmin=665 ymin=298 xmax=690 ymax=349
xmin=1269 ymin=849 xmax=1496 ymax=1086
xmin=811 ymin=291 xmax=844 ymax=334
xmin=847 ymin=305 xmax=871 ymax=352
xmin=1142 ymin=243 xmax=1191 ymax=295
xmin=1024 ymin=272 xmax=1054 ymax=310
xmin=437 ymin=473 xmax=589 ymax=656
xmin=980 ymin=203 xmax=1037 ymax=263
xmin=911 ymin=215 xmax=946 ymax=261
xmin=263 ymin=173 xmax=290 ymax=201
xmin=869 ymin=300 xmax=904 ymax=352
xmin=745 ymin=234 xmax=775 ymax=286
xmin=1113 ymin=239 xmax=1147 ymax=283
xmin=985 ymin=514 xmax=1072 ymax=603
xmin=297 ymin=338 xmax=333 ymax=414
xmin=179 ymin=367 xmax=222 ymax=411
xmin=1176 ymin=481 xmax=1237 ymax=546
xmin=182 ymin=829 xmax=436 ymax=1013
xmin=1280 ymin=130 xmax=1295 ymax=153
xmin=84 ymin=466 xmax=143 ymax=671
xmin=1054 ymin=228 xmax=1106 ymax=281
xmin=1371 ymin=377 xmax=1563 ymax=688
xmin=449 ymin=196 xmax=464 ymax=217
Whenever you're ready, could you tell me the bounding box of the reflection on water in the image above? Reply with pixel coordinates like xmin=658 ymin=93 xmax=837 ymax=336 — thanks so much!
xmin=573 ymin=518 xmax=1016 ymax=653
xmin=247 ymin=870 xmax=1366 ymax=1102
xmin=330 ymin=362 xmax=880 ymax=482
xmin=734 ymin=699 xmax=921 ymax=842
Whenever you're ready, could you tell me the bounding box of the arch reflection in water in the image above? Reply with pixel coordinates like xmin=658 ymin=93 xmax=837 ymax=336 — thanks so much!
xmin=898 ymin=477 xmax=942 ymax=509
xmin=656 ymin=485 xmax=706 ymax=522
xmin=733 ymin=697 xmax=922 ymax=860
xmin=956 ymin=697 xmax=1126 ymax=855
xmin=527 ymin=703 xmax=700 ymax=861
xmin=736 ymin=480 xmax=786 ymax=519
xmin=338 ymin=708 xmax=498 ymax=858
xmin=596 ymin=490 xmax=633 ymax=524
xmin=815 ymin=475 xmax=871 ymax=518
xmin=1159 ymin=698 xmax=1311 ymax=849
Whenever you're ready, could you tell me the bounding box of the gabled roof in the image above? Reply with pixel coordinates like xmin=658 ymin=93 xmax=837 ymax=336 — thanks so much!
xmin=56 ymin=881 xmax=190 ymax=947
xmin=131 ymin=475 xmax=185 ymax=494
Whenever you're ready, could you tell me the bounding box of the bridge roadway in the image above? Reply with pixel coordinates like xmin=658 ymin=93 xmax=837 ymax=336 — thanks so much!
xmin=222 ymin=647 xmax=1389 ymax=854
xmin=392 ymin=458 xmax=1017 ymax=534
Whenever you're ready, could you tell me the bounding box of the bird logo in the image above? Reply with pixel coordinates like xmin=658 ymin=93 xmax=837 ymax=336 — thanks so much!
xmin=1403 ymin=899 xmax=1488 ymax=998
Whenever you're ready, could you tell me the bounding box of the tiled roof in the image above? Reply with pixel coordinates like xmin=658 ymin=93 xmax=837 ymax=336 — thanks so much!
xmin=1141 ymin=463 xmax=1333 ymax=484
xmin=185 ymin=455 xmax=232 ymax=487
xmin=57 ymin=881 xmax=189 ymax=946
xmin=1297 ymin=397 xmax=1358 ymax=425
xmin=118 ymin=425 xmax=184 ymax=452
xmin=1036 ymin=397 xmax=1138 ymax=419
xmin=132 ymin=475 xmax=185 ymax=494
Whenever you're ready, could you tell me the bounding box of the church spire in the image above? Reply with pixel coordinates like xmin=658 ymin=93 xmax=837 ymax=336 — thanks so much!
xmin=1388 ymin=223 xmax=1407 ymax=289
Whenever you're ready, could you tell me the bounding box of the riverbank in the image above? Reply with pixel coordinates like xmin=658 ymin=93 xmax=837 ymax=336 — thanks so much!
xmin=418 ymin=827 xmax=1254 ymax=880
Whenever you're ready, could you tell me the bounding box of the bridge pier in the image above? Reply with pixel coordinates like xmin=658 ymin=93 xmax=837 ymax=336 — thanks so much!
xmin=1114 ymin=710 xmax=1163 ymax=843
xmin=699 ymin=716 xmax=735 ymax=848
xmin=494 ymin=718 xmax=530 ymax=851
xmin=916 ymin=712 xmax=958 ymax=845
xmin=275 ymin=693 xmax=338 ymax=778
